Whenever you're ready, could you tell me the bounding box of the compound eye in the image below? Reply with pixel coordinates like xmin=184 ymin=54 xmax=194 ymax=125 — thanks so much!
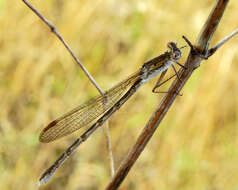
xmin=173 ymin=51 xmax=181 ymax=59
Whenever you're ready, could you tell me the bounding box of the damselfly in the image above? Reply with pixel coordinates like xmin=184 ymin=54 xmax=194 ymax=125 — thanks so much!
xmin=39 ymin=41 xmax=186 ymax=184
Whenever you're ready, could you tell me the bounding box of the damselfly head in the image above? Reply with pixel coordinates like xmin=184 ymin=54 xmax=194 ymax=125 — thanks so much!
xmin=167 ymin=42 xmax=181 ymax=61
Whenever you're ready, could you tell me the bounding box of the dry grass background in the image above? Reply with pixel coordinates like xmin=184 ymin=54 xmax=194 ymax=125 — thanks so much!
xmin=0 ymin=0 xmax=238 ymax=189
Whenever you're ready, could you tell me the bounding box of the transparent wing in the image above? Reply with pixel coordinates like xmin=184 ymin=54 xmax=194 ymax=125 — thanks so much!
xmin=39 ymin=70 xmax=141 ymax=143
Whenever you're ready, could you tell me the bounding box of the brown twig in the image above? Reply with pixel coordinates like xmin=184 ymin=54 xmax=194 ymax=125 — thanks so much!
xmin=105 ymin=0 xmax=237 ymax=189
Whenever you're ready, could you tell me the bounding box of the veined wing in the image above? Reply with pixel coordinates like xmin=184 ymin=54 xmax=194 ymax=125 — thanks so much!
xmin=39 ymin=70 xmax=141 ymax=143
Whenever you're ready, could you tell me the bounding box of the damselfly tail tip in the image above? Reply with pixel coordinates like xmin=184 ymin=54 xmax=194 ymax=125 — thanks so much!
xmin=37 ymin=179 xmax=45 ymax=187
xmin=37 ymin=174 xmax=51 ymax=187
xmin=37 ymin=181 xmax=42 ymax=188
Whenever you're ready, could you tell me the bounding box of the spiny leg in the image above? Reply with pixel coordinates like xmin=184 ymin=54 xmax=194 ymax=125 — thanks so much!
xmin=152 ymin=69 xmax=168 ymax=93
xmin=154 ymin=91 xmax=183 ymax=96
xmin=174 ymin=60 xmax=187 ymax=70
xmin=171 ymin=64 xmax=182 ymax=83
xmin=152 ymin=67 xmax=183 ymax=96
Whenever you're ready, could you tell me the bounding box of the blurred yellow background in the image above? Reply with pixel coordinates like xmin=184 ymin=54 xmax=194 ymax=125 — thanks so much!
xmin=0 ymin=0 xmax=238 ymax=189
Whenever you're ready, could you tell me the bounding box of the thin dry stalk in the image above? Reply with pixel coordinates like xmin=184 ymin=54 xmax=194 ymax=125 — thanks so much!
xmin=22 ymin=0 xmax=103 ymax=95
xmin=21 ymin=0 xmax=115 ymax=180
